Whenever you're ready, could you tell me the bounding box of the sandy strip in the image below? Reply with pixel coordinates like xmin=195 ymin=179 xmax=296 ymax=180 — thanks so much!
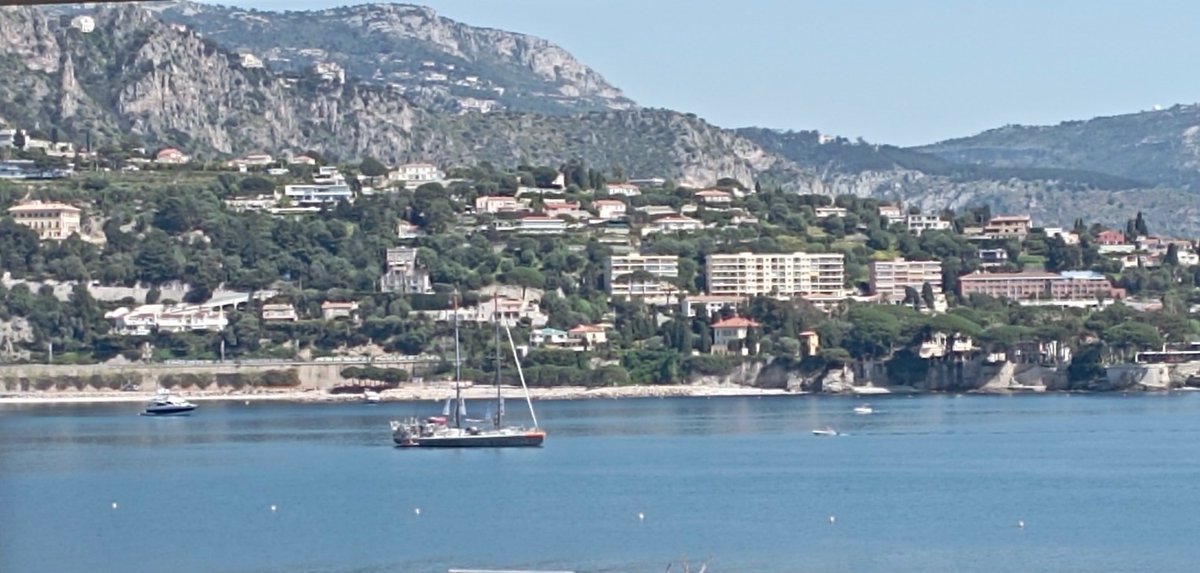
xmin=0 ymin=385 xmax=796 ymax=405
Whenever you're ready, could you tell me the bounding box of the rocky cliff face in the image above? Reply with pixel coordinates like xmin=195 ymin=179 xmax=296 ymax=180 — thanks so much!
xmin=149 ymin=1 xmax=634 ymax=115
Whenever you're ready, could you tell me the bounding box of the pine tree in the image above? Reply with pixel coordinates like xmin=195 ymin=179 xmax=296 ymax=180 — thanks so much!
xmin=1134 ymin=211 xmax=1149 ymax=237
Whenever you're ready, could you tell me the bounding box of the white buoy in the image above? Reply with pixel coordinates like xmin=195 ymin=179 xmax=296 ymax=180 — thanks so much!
xmin=829 ymin=515 xmax=836 ymax=524
xmin=1018 ymin=520 xmax=1025 ymax=529
xmin=111 ymin=502 xmax=118 ymax=509
xmin=244 ymin=400 xmax=250 ymax=405
xmin=270 ymin=504 xmax=277 ymax=512
xmin=414 ymin=508 xmax=421 ymax=516
xmin=638 ymin=512 xmax=645 ymax=522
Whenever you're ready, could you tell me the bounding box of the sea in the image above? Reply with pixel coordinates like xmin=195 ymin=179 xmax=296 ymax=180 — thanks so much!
xmin=2 ymin=393 xmax=1200 ymax=573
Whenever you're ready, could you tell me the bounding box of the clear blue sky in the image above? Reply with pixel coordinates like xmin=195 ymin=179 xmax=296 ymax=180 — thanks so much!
xmin=214 ymin=0 xmax=1200 ymax=146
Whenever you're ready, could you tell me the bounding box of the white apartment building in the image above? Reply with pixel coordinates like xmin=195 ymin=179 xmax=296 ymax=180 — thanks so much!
xmin=906 ymin=214 xmax=951 ymax=235
xmin=705 ymin=252 xmax=845 ymax=299
xmin=607 ymin=254 xmax=680 ymax=301
xmin=869 ymin=259 xmax=944 ymax=303
xmin=593 ymin=199 xmax=627 ymax=220
xmin=105 ymin=305 xmax=228 ymax=335
xmin=389 ymin=162 xmax=444 ymax=184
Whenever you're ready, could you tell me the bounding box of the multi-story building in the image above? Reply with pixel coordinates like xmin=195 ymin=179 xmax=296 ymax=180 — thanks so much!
xmin=906 ymin=214 xmax=951 ymax=235
xmin=705 ymin=252 xmax=845 ymax=299
xmin=879 ymin=204 xmax=905 ymax=225
xmin=869 ymin=259 xmax=943 ymax=303
xmin=104 ymin=305 xmax=228 ymax=335
xmin=281 ymin=181 xmax=353 ymax=205
xmin=6 ymin=201 xmax=82 ymax=240
xmin=389 ymin=163 xmax=444 ymax=184
xmin=645 ymin=215 xmax=703 ymax=235
xmin=607 ymin=254 xmax=680 ymax=301
xmin=474 ymin=196 xmax=521 ymax=214
xmin=261 ymin=303 xmax=299 ymax=322
xmin=593 ymin=199 xmax=627 ymax=220
xmin=380 ymin=247 xmax=432 ymax=294
xmin=711 ymin=316 xmax=760 ymax=355
xmin=516 ymin=215 xmax=568 ymax=235
xmin=983 ymin=215 xmax=1032 ymax=239
xmin=695 ymin=189 xmax=733 ymax=205
xmin=682 ymin=294 xmax=746 ymax=318
xmin=958 ymin=271 xmax=1124 ymax=304
xmin=605 ymin=183 xmax=641 ymax=197
xmin=978 ymin=248 xmax=1010 ymax=268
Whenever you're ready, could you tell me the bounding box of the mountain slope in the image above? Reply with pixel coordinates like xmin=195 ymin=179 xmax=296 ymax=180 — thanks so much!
xmin=0 ymin=5 xmax=798 ymax=188
xmin=915 ymin=105 xmax=1200 ymax=190
xmin=149 ymin=1 xmax=634 ymax=115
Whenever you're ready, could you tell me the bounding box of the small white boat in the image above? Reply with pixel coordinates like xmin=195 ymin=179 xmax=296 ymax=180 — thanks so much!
xmin=142 ymin=391 xmax=196 ymax=416
xmin=812 ymin=427 xmax=840 ymax=437
xmin=853 ymin=404 xmax=873 ymax=415
xmin=364 ymin=390 xmax=381 ymax=404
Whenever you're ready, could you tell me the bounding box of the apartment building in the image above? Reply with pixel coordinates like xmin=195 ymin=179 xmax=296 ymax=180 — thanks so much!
xmin=606 ymin=254 xmax=680 ymax=301
xmin=983 ymin=215 xmax=1032 ymax=239
xmin=958 ymin=271 xmax=1124 ymax=304
xmin=380 ymin=247 xmax=432 ymax=294
xmin=869 ymin=259 xmax=943 ymax=303
xmin=906 ymin=214 xmax=951 ymax=235
xmin=6 ymin=201 xmax=82 ymax=240
xmin=705 ymin=252 xmax=845 ymax=298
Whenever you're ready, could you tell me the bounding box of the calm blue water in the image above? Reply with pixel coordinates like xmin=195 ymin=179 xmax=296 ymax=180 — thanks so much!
xmin=2 ymin=394 xmax=1200 ymax=573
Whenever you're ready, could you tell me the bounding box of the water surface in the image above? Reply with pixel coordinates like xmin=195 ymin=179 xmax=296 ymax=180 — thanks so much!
xmin=2 ymin=394 xmax=1198 ymax=572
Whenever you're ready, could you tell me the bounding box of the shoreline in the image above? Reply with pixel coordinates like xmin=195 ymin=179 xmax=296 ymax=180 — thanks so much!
xmin=0 ymin=384 xmax=794 ymax=405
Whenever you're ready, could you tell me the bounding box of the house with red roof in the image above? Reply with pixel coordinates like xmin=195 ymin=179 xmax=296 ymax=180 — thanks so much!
xmin=711 ymin=316 xmax=760 ymax=355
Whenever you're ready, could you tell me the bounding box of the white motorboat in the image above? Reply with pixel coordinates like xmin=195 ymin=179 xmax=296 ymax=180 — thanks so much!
xmin=364 ymin=390 xmax=381 ymax=404
xmin=853 ymin=404 xmax=873 ymax=415
xmin=142 ymin=391 xmax=196 ymax=416
xmin=812 ymin=427 xmax=840 ymax=437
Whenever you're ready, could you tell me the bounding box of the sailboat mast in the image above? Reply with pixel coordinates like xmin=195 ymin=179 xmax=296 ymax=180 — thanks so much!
xmin=494 ymin=297 xmax=502 ymax=428
xmin=453 ymin=292 xmax=462 ymax=429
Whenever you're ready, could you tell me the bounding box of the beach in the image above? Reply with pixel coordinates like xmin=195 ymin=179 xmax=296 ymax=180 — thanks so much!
xmin=0 ymin=384 xmax=793 ymax=405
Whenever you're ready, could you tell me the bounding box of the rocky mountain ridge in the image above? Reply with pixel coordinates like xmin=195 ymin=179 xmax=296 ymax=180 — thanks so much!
xmin=146 ymin=1 xmax=634 ymax=115
xmin=5 ymin=3 xmax=1200 ymax=233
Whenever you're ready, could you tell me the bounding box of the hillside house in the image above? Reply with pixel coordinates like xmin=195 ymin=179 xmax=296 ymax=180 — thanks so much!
xmin=6 ymin=201 xmax=82 ymax=241
xmin=593 ymin=199 xmax=627 ymax=220
xmin=321 ymin=301 xmax=359 ymax=321
xmin=711 ymin=316 xmax=760 ymax=355
xmin=261 ymin=303 xmax=299 ymax=322
xmin=155 ymin=148 xmax=189 ymax=165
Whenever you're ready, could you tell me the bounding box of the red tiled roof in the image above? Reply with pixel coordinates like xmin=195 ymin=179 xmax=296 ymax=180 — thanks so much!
xmin=712 ymin=316 xmax=760 ymax=328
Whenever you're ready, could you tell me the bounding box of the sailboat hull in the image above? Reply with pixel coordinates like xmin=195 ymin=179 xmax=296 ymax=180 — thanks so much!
xmin=395 ymin=431 xmax=545 ymax=448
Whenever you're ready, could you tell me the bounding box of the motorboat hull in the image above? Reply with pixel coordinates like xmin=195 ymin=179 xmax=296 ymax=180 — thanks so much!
xmin=395 ymin=431 xmax=545 ymax=448
xmin=142 ymin=405 xmax=196 ymax=416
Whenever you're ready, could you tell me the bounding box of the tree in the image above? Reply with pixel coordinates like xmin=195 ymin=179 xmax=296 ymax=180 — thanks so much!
xmin=921 ymin=282 xmax=936 ymax=310
xmin=1165 ymin=243 xmax=1180 ymax=266
xmin=359 ymin=157 xmax=389 ymax=177
xmin=1134 ymin=211 xmax=1149 ymax=237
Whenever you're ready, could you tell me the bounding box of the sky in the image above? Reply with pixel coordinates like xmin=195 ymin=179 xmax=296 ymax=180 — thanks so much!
xmin=212 ymin=0 xmax=1200 ymax=146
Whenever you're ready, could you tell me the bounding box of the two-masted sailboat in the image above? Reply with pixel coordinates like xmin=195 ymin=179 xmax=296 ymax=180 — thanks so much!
xmin=389 ymin=300 xmax=545 ymax=448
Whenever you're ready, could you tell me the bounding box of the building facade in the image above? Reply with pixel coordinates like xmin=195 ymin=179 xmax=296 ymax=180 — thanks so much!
xmin=705 ymin=252 xmax=845 ymax=299
xmin=7 ymin=201 xmax=82 ymax=240
xmin=983 ymin=215 xmax=1032 ymax=239
xmin=958 ymin=271 xmax=1124 ymax=303
xmin=606 ymin=254 xmax=680 ymax=301
xmin=380 ymin=247 xmax=432 ymax=294
xmin=869 ymin=259 xmax=943 ymax=303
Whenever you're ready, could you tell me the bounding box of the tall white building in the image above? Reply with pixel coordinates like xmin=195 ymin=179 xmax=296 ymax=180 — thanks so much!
xmin=705 ymin=252 xmax=845 ymax=298
xmin=607 ymin=254 xmax=680 ymax=302
xmin=869 ymin=259 xmax=943 ymax=303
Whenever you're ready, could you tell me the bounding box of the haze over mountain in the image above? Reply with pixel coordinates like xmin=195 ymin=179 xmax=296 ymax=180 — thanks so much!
xmin=5 ymin=2 xmax=1200 ymax=233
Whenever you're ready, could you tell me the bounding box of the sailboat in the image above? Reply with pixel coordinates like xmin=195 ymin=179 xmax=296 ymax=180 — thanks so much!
xmin=390 ymin=298 xmax=545 ymax=448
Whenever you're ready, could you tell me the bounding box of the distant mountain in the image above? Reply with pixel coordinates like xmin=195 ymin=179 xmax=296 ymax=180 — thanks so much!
xmin=6 ymin=3 xmax=1200 ymax=234
xmin=0 ymin=4 xmax=799 ymax=188
xmin=147 ymin=1 xmax=635 ymax=115
xmin=915 ymin=105 xmax=1200 ymax=190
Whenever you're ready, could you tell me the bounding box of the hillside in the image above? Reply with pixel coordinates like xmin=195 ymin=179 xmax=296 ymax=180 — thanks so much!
xmin=148 ymin=1 xmax=635 ymax=115
xmin=7 ymin=4 xmax=1200 ymax=232
xmin=915 ymin=104 xmax=1200 ymax=190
